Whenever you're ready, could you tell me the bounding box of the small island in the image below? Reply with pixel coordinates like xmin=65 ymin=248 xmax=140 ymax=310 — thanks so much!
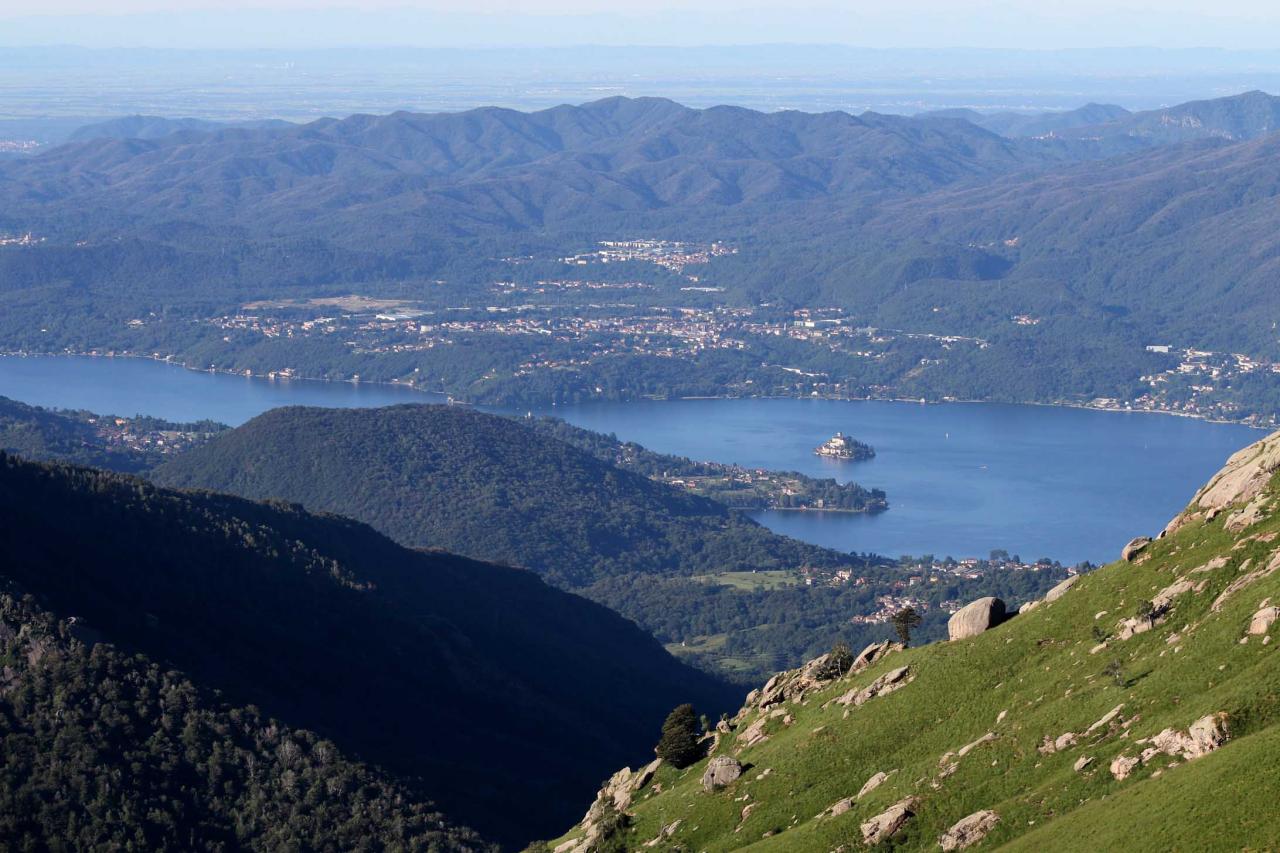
xmin=814 ymin=432 xmax=875 ymax=461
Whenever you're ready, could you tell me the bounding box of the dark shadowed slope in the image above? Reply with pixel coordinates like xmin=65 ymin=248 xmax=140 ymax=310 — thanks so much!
xmin=0 ymin=589 xmax=491 ymax=852
xmin=0 ymin=451 xmax=736 ymax=847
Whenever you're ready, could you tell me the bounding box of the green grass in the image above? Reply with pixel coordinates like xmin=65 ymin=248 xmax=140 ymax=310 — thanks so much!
xmin=695 ymin=570 xmax=801 ymax=591
xmin=552 ymin=468 xmax=1280 ymax=851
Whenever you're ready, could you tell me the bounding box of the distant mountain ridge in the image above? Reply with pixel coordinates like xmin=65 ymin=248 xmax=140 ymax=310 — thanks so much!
xmin=0 ymin=96 xmax=1050 ymax=242
xmin=920 ymin=103 xmax=1132 ymax=138
xmin=66 ymin=114 xmax=294 ymax=142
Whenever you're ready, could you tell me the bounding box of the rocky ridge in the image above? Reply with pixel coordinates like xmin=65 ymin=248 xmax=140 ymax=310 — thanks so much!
xmin=546 ymin=427 xmax=1280 ymax=852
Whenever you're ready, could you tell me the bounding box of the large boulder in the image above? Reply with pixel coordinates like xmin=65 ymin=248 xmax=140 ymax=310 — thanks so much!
xmin=701 ymin=756 xmax=743 ymax=792
xmin=1248 ymin=605 xmax=1279 ymax=636
xmin=1121 ymin=536 xmax=1151 ymax=562
xmin=1165 ymin=430 xmax=1280 ymax=535
xmin=1043 ymin=574 xmax=1080 ymax=603
xmin=939 ymin=810 xmax=1000 ymax=851
xmin=860 ymin=797 xmax=918 ymax=845
xmin=948 ymin=597 xmax=1007 ymax=641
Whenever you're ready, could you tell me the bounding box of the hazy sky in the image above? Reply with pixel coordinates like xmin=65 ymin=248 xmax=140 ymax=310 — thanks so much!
xmin=5 ymin=1 xmax=1280 ymax=49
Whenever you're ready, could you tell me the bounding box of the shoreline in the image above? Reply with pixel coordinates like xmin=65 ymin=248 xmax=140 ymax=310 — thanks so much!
xmin=0 ymin=348 xmax=1268 ymax=431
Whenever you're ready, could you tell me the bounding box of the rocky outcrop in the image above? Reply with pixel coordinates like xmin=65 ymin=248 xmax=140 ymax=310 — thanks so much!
xmin=563 ymin=758 xmax=662 ymax=851
xmin=747 ymin=648 xmax=854 ymax=712
xmin=1145 ymin=713 xmax=1228 ymax=760
xmin=593 ymin=759 xmax=660 ymax=813
xmin=701 ymin=756 xmax=743 ymax=792
xmin=939 ymin=810 xmax=1000 ymax=851
xmin=834 ymin=665 xmax=912 ymax=707
xmin=1109 ymin=754 xmax=1141 ymax=781
xmin=1165 ymin=430 xmax=1280 ymax=536
xmin=1212 ymin=552 xmax=1280 ymax=611
xmin=851 ymin=640 xmax=902 ymax=674
xmin=1121 ymin=536 xmax=1152 ymax=562
xmin=860 ymin=797 xmax=919 ymax=846
xmin=1111 ymin=713 xmax=1228 ymax=780
xmin=948 ymin=597 xmax=1007 ymax=641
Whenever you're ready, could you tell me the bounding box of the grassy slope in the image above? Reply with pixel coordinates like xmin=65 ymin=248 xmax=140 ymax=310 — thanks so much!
xmin=552 ymin=462 xmax=1280 ymax=850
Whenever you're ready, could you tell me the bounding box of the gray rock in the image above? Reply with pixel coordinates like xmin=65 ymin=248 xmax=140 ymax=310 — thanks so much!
xmin=939 ymin=810 xmax=1000 ymax=851
xmin=1043 ymin=574 xmax=1081 ymax=603
xmin=701 ymin=756 xmax=743 ymax=792
xmin=1248 ymin=605 xmax=1279 ymax=635
xmin=851 ymin=639 xmax=901 ymax=674
xmin=835 ymin=665 xmax=912 ymax=707
xmin=1164 ymin=431 xmax=1280 ymax=536
xmin=860 ymin=797 xmax=918 ymax=845
xmin=1121 ymin=536 xmax=1152 ymax=562
xmin=857 ymin=770 xmax=889 ymax=798
xmin=948 ymin=597 xmax=1007 ymax=641
xmin=1110 ymin=754 xmax=1140 ymax=780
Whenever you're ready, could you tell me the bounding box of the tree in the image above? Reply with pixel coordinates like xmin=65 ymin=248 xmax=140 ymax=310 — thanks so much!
xmin=655 ymin=703 xmax=703 ymax=768
xmin=892 ymin=607 xmax=922 ymax=647
xmin=827 ymin=641 xmax=855 ymax=676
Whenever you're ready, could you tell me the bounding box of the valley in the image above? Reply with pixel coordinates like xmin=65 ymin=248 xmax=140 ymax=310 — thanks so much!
xmin=4 ymin=34 xmax=1280 ymax=848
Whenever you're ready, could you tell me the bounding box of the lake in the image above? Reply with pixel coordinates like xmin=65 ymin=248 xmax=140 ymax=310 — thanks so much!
xmin=0 ymin=355 xmax=1260 ymax=565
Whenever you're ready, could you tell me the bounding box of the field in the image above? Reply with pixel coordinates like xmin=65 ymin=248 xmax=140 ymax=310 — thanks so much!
xmin=694 ymin=570 xmax=801 ymax=591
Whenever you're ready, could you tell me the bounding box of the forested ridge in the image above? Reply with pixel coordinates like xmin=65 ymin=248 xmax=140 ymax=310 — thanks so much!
xmin=0 ymin=589 xmax=490 ymax=852
xmin=0 ymin=451 xmax=736 ymax=847
xmin=150 ymin=404 xmax=859 ymax=588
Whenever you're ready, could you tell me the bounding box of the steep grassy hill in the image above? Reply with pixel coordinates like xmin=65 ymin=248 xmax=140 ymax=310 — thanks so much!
xmin=548 ymin=431 xmax=1280 ymax=851
xmin=0 ymin=451 xmax=735 ymax=847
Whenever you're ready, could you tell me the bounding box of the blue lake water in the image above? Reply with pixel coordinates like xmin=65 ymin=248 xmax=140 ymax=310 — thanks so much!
xmin=0 ymin=355 xmax=1260 ymax=565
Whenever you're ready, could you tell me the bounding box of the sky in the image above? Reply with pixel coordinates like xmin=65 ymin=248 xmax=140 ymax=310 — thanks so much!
xmin=5 ymin=1 xmax=1280 ymax=50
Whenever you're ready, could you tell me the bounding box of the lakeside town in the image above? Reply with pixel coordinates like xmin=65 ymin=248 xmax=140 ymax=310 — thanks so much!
xmin=7 ymin=233 xmax=1278 ymax=427
xmin=178 ymin=293 xmax=1280 ymax=426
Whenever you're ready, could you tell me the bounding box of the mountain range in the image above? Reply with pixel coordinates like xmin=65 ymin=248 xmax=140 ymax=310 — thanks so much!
xmin=4 ymin=92 xmax=1280 ymax=369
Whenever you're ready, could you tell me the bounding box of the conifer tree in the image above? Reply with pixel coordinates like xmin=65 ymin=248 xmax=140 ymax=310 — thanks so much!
xmin=654 ymin=703 xmax=702 ymax=768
